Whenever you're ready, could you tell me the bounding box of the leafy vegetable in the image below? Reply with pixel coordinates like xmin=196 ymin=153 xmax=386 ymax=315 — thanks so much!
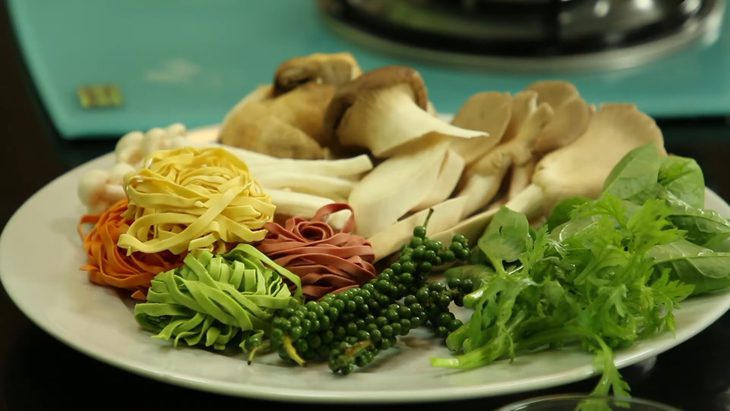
xmin=665 ymin=196 xmax=730 ymax=245
xmin=648 ymin=240 xmax=730 ymax=295
xmin=477 ymin=207 xmax=530 ymax=274
xmin=433 ymin=144 xmax=730 ymax=401
xmin=602 ymin=143 xmax=662 ymax=203
xmin=434 ymin=196 xmax=694 ymax=398
xmin=658 ymin=155 xmax=705 ymax=209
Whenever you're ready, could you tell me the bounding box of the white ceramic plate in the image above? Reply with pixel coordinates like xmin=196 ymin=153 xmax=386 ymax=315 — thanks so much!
xmin=2 ymin=152 xmax=730 ymax=404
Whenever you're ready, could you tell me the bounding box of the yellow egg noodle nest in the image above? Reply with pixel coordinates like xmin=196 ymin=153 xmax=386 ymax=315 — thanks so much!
xmin=118 ymin=146 xmax=275 ymax=255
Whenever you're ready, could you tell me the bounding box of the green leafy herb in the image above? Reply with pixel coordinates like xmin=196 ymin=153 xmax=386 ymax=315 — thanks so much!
xmin=433 ymin=144 xmax=730 ymax=401
xmin=477 ymin=207 xmax=530 ymax=274
xmin=648 ymin=240 xmax=730 ymax=294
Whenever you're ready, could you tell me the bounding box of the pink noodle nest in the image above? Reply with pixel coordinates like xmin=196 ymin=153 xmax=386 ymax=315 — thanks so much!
xmin=257 ymin=203 xmax=377 ymax=300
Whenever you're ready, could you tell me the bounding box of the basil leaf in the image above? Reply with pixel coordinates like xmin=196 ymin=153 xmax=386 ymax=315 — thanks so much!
xmin=648 ymin=240 xmax=730 ymax=295
xmin=665 ymin=194 xmax=730 ymax=245
xmin=658 ymin=155 xmax=705 ymax=209
xmin=546 ymin=196 xmax=591 ymax=231
xmin=703 ymin=233 xmax=730 ymax=252
xmin=603 ymin=144 xmax=662 ymax=202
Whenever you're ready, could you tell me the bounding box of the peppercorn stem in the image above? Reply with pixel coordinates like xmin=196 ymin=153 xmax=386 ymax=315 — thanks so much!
xmin=283 ymin=336 xmax=306 ymax=366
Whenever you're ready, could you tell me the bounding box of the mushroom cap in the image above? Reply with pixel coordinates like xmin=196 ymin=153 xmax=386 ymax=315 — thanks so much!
xmin=219 ymin=81 xmax=336 ymax=158
xmin=452 ymin=91 xmax=512 ymax=139
xmin=526 ymin=80 xmax=592 ymax=154
xmin=525 ymin=80 xmax=579 ymax=108
xmin=322 ymin=66 xmax=429 ymax=142
xmin=219 ymin=92 xmax=327 ymax=159
xmin=273 ymin=52 xmax=362 ymax=95
xmin=450 ymin=92 xmax=512 ymax=164
xmin=533 ymin=103 xmax=665 ymax=210
xmin=268 ymin=82 xmax=336 ymax=144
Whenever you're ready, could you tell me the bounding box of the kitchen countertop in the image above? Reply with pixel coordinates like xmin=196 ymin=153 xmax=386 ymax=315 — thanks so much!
xmin=2 ymin=2 xmax=730 ymax=410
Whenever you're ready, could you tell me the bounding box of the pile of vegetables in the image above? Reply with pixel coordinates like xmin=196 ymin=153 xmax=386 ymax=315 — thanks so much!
xmin=74 ymin=53 xmax=730 ymax=404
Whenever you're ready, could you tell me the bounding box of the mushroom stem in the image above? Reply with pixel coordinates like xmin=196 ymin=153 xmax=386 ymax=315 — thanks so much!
xmin=504 ymin=183 xmax=547 ymax=220
xmin=432 ymin=206 xmax=500 ymax=245
xmin=458 ymin=174 xmax=504 ymax=218
xmin=337 ymin=84 xmax=485 ymax=157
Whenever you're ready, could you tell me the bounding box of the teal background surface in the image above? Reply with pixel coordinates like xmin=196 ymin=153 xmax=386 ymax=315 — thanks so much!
xmin=8 ymin=0 xmax=730 ymax=139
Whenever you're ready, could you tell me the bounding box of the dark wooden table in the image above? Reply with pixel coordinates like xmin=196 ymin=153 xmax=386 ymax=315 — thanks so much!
xmin=2 ymin=2 xmax=730 ymax=410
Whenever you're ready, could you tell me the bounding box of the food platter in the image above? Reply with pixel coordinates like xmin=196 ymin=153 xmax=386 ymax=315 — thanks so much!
xmin=2 ymin=151 xmax=730 ymax=403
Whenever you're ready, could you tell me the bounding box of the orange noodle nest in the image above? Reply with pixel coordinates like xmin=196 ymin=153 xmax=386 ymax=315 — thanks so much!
xmin=78 ymin=199 xmax=186 ymax=300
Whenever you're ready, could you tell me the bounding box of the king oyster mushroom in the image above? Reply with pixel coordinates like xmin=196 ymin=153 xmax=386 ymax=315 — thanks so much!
xmin=219 ymin=52 xmax=362 ymax=159
xmin=347 ymin=135 xmax=454 ymax=238
xmin=432 ymin=103 xmax=665 ymax=244
xmin=322 ymin=66 xmax=489 ymax=158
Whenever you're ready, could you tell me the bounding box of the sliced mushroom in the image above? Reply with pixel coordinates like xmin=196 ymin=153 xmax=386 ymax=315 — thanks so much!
xmin=410 ymin=148 xmax=465 ymax=211
xmin=348 ymin=136 xmax=451 ymax=238
xmin=369 ymin=196 xmax=468 ymax=261
xmin=273 ymin=52 xmax=362 ymax=95
xmin=323 ymin=66 xmax=488 ymax=158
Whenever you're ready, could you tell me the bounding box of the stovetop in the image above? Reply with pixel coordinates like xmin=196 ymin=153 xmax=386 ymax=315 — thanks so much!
xmin=321 ymin=0 xmax=725 ymax=71
xmin=8 ymin=0 xmax=730 ymax=139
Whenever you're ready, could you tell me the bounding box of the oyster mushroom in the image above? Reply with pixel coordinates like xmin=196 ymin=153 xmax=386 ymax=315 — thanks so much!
xmin=323 ymin=66 xmax=489 ymax=158
xmin=510 ymin=103 xmax=665 ymax=217
xmin=450 ymin=91 xmax=512 ymax=164
xmin=526 ymin=80 xmax=592 ymax=155
xmin=433 ymin=103 xmax=665 ymax=244
xmin=456 ymin=91 xmax=554 ymax=218
xmin=505 ymin=81 xmax=593 ymax=197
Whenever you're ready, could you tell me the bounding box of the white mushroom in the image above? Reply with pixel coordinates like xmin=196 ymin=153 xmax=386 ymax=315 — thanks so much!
xmin=115 ymin=123 xmax=188 ymax=168
xmin=78 ymin=163 xmax=136 ymax=213
xmin=323 ymin=66 xmax=489 ymax=158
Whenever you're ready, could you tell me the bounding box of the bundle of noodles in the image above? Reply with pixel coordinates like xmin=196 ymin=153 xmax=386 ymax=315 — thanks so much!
xmin=118 ymin=147 xmax=275 ymax=255
xmin=78 ymin=199 xmax=185 ymax=300
xmin=257 ymin=203 xmax=376 ymax=300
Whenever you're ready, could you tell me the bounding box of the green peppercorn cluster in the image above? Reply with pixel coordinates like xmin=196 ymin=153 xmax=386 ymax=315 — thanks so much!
xmin=267 ymin=224 xmax=472 ymax=373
